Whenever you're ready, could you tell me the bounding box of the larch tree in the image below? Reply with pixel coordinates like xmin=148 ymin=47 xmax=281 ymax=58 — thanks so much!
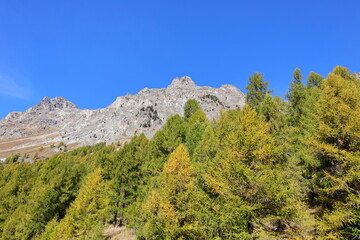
xmin=193 ymin=125 xmax=219 ymax=164
xmin=142 ymin=114 xmax=186 ymax=178
xmin=258 ymin=94 xmax=285 ymax=134
xmin=52 ymin=168 xmax=111 ymax=240
xmin=286 ymin=68 xmax=305 ymax=125
xmin=110 ymin=134 xmax=148 ymax=226
xmin=141 ymin=145 xmax=209 ymax=239
xmin=184 ymin=99 xmax=201 ymax=119
xmin=185 ymin=109 xmax=209 ymax=155
xmin=312 ymin=68 xmax=360 ymax=239
xmin=206 ymin=105 xmax=310 ymax=238
xmin=306 ymin=71 xmax=324 ymax=88
xmin=245 ymin=72 xmax=272 ymax=110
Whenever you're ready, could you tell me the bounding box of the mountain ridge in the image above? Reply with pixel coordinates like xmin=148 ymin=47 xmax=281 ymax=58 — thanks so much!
xmin=0 ymin=76 xmax=245 ymax=157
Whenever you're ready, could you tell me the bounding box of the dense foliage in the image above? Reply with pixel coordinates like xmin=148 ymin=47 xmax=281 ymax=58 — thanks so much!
xmin=0 ymin=66 xmax=359 ymax=239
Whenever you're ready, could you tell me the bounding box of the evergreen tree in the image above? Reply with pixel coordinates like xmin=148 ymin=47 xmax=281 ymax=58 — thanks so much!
xmin=332 ymin=65 xmax=357 ymax=81
xmin=184 ymin=99 xmax=201 ymax=119
xmin=0 ymin=163 xmax=35 ymax=236
xmin=1 ymin=155 xmax=86 ymax=240
xmin=141 ymin=114 xmax=187 ymax=178
xmin=245 ymin=72 xmax=272 ymax=109
xmin=193 ymin=125 xmax=219 ymax=166
xmin=286 ymin=68 xmax=305 ymax=125
xmin=206 ymin=105 xmax=310 ymax=238
xmin=259 ymin=94 xmax=285 ymax=133
xmin=306 ymin=71 xmax=324 ymax=88
xmin=110 ymin=134 xmax=148 ymax=226
xmin=185 ymin=109 xmax=209 ymax=155
xmin=140 ymin=145 xmax=209 ymax=239
xmin=161 ymin=114 xmax=186 ymax=153
xmin=2 ymin=205 xmax=34 ymax=240
xmin=53 ymin=168 xmax=111 ymax=239
xmin=223 ymin=105 xmax=274 ymax=165
xmin=312 ymin=69 xmax=360 ymax=239
xmin=192 ymin=125 xmax=219 ymax=192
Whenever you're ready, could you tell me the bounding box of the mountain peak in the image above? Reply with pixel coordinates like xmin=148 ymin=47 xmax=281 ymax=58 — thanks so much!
xmin=168 ymin=76 xmax=196 ymax=88
xmin=37 ymin=96 xmax=78 ymax=111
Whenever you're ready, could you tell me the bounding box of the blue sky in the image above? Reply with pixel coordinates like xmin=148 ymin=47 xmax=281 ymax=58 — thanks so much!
xmin=1 ymin=0 xmax=359 ymax=119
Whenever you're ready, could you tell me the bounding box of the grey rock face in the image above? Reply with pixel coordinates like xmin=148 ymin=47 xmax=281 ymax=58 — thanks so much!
xmin=0 ymin=77 xmax=245 ymax=146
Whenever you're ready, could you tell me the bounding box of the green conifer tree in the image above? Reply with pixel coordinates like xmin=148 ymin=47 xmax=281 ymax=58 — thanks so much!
xmin=306 ymin=71 xmax=324 ymax=88
xmin=286 ymin=68 xmax=305 ymax=125
xmin=259 ymin=95 xmax=285 ymax=133
xmin=110 ymin=134 xmax=148 ymax=226
xmin=54 ymin=168 xmax=111 ymax=239
xmin=245 ymin=72 xmax=272 ymax=109
xmin=184 ymin=99 xmax=201 ymax=119
xmin=185 ymin=109 xmax=209 ymax=155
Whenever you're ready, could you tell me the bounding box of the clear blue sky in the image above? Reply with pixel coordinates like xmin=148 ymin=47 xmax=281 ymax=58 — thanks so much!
xmin=1 ymin=0 xmax=359 ymax=119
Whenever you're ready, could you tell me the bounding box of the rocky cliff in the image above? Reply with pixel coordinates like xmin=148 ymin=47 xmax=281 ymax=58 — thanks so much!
xmin=0 ymin=76 xmax=245 ymax=156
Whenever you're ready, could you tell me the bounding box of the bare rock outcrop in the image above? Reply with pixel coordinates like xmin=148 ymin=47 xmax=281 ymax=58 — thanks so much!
xmin=0 ymin=76 xmax=245 ymax=148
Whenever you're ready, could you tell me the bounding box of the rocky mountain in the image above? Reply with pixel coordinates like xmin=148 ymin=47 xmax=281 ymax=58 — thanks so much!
xmin=0 ymin=76 xmax=245 ymax=157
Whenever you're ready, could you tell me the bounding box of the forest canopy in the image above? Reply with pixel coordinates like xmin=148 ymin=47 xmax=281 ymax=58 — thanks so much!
xmin=0 ymin=66 xmax=359 ymax=240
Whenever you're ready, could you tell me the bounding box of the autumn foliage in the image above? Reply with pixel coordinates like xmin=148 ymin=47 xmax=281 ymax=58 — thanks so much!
xmin=0 ymin=66 xmax=359 ymax=239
